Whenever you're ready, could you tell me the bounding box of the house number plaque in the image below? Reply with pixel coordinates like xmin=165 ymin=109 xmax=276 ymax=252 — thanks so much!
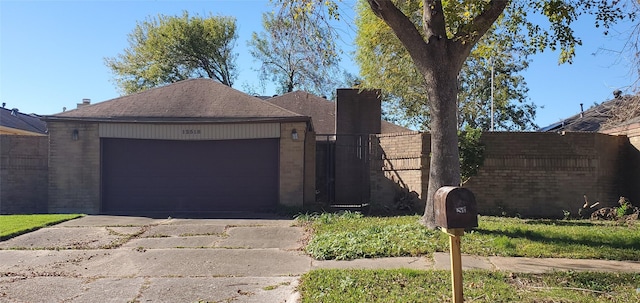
xmin=182 ymin=129 xmax=202 ymax=135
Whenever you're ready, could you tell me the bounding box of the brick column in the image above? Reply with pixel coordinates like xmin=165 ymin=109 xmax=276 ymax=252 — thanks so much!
xmin=48 ymin=121 xmax=100 ymax=213
xmin=279 ymin=122 xmax=308 ymax=208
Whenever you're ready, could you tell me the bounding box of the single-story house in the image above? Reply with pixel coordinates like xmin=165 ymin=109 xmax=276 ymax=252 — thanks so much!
xmin=0 ymin=106 xmax=47 ymax=136
xmin=538 ymin=92 xmax=639 ymax=133
xmin=44 ymin=79 xmax=315 ymax=214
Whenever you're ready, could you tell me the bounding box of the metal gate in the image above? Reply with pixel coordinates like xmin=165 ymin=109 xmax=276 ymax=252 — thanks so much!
xmin=316 ymin=134 xmax=371 ymax=209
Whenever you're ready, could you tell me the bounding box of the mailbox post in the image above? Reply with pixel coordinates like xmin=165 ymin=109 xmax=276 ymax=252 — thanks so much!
xmin=434 ymin=186 xmax=478 ymax=303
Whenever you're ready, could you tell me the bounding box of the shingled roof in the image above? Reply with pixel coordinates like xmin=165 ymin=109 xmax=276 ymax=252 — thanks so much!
xmin=48 ymin=79 xmax=306 ymax=123
xmin=0 ymin=107 xmax=47 ymax=135
xmin=266 ymin=91 xmax=411 ymax=134
xmin=539 ymin=94 xmax=639 ymax=132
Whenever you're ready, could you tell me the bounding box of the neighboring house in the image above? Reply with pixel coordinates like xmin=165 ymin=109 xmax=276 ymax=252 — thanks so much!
xmin=599 ymin=94 xmax=640 ymax=135
xmin=266 ymin=91 xmax=412 ymax=136
xmin=538 ymin=93 xmax=640 ymax=207
xmin=0 ymin=106 xmax=49 ymax=214
xmin=0 ymin=106 xmax=47 ymax=135
xmin=603 ymin=116 xmax=640 ymax=139
xmin=43 ymin=79 xmax=315 ymax=214
xmin=539 ymin=93 xmax=638 ymax=132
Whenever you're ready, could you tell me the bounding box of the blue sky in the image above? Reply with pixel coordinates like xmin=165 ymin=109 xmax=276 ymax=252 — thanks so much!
xmin=0 ymin=0 xmax=636 ymax=128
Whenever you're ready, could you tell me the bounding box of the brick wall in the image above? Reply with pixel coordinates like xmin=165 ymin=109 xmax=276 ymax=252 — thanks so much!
xmin=602 ymin=123 xmax=640 ymax=203
xmin=371 ymin=131 xmax=632 ymax=218
xmin=370 ymin=132 xmax=426 ymax=212
xmin=0 ymin=135 xmax=48 ymax=214
xmin=47 ymin=121 xmax=101 ymax=213
xmin=279 ymin=122 xmax=309 ymax=207
xmin=465 ymin=132 xmax=627 ymax=218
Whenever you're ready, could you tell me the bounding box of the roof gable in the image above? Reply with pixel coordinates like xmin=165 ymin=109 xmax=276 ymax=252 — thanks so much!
xmin=268 ymin=91 xmax=335 ymax=134
xmin=51 ymin=79 xmax=304 ymax=122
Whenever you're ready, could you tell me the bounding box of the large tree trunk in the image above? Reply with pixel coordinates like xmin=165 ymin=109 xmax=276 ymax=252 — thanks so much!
xmin=419 ymin=66 xmax=461 ymax=229
xmin=366 ymin=0 xmax=508 ymax=228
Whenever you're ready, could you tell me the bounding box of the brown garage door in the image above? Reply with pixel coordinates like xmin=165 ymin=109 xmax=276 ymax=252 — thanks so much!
xmin=102 ymin=138 xmax=279 ymax=213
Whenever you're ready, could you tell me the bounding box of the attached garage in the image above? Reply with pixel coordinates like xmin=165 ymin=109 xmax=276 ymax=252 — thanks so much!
xmin=45 ymin=79 xmax=314 ymax=215
xmin=102 ymin=138 xmax=279 ymax=212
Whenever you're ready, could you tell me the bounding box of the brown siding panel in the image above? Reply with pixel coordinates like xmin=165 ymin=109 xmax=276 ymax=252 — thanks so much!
xmin=99 ymin=123 xmax=280 ymax=140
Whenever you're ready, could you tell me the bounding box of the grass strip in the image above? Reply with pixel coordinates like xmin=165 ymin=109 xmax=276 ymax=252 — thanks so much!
xmin=299 ymin=213 xmax=640 ymax=260
xmin=299 ymin=269 xmax=640 ymax=303
xmin=0 ymin=214 xmax=83 ymax=240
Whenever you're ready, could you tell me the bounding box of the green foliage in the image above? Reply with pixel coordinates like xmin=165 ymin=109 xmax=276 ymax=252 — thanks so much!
xmin=0 ymin=214 xmax=83 ymax=240
xmin=355 ymin=1 xmax=429 ymax=129
xmin=248 ymin=7 xmax=343 ymax=96
xmin=352 ymin=0 xmax=635 ymax=130
xmin=301 ymin=215 xmax=640 ymax=261
xmin=505 ymin=0 xmax=635 ymax=64
xmin=355 ymin=1 xmax=540 ymax=131
xmin=299 ymin=269 xmax=640 ymax=303
xmin=458 ymin=126 xmax=485 ymax=184
xmin=105 ymin=12 xmax=238 ymax=94
xmin=276 ymin=0 xmax=634 ymax=228
xmin=616 ymin=197 xmax=633 ymax=218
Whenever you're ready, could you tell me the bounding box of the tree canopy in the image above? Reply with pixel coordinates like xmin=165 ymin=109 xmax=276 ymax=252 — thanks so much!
xmin=105 ymin=12 xmax=238 ymax=94
xmin=248 ymin=7 xmax=342 ymax=96
xmin=356 ymin=1 xmax=537 ymax=131
xmin=279 ymin=0 xmax=635 ymax=228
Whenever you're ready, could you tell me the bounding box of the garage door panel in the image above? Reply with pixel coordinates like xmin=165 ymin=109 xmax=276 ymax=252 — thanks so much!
xmin=102 ymin=138 xmax=279 ymax=213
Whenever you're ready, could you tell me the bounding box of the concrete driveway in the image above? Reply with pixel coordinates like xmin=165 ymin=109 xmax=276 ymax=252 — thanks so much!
xmin=0 ymin=215 xmax=312 ymax=303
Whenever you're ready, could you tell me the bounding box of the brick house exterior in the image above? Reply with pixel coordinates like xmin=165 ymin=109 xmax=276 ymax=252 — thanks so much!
xmin=44 ymin=79 xmax=314 ymax=214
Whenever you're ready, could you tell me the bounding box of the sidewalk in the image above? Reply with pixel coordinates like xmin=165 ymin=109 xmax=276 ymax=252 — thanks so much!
xmin=312 ymin=253 xmax=640 ymax=273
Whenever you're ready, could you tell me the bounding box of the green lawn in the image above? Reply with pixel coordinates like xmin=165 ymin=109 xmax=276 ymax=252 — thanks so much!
xmin=299 ymin=269 xmax=640 ymax=303
xmin=0 ymin=214 xmax=83 ymax=240
xmin=298 ymin=213 xmax=640 ymax=260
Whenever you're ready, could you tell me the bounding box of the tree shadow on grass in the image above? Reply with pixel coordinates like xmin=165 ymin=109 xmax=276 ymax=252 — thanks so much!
xmin=472 ymin=228 xmax=640 ymax=252
xmin=522 ymin=220 xmax=598 ymax=227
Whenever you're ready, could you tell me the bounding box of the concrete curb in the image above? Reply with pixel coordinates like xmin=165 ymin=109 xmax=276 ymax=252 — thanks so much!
xmin=431 ymin=252 xmax=640 ymax=273
xmin=305 ymin=253 xmax=640 ymax=274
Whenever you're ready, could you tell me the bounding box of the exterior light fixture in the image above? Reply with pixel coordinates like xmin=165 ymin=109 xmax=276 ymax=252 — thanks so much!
xmin=72 ymin=129 xmax=79 ymax=141
xmin=291 ymin=129 xmax=299 ymax=140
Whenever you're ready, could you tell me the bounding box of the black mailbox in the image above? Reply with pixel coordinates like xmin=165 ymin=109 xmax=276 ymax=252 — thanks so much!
xmin=434 ymin=186 xmax=478 ymax=229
